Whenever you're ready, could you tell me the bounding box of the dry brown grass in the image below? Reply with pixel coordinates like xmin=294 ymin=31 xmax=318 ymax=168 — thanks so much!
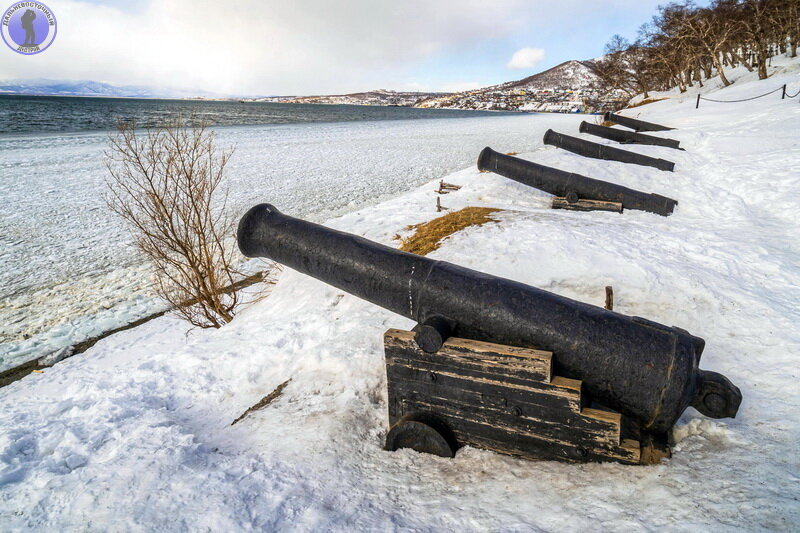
xmin=399 ymin=207 xmax=502 ymax=256
xmin=625 ymin=97 xmax=668 ymax=109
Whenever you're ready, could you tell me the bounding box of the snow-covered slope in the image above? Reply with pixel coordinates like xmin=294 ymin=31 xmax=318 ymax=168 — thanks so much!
xmin=0 ymin=79 xmax=219 ymax=99
xmin=258 ymin=89 xmax=447 ymax=107
xmin=1 ymin=58 xmax=799 ymax=530
xmin=503 ymin=59 xmax=599 ymax=90
xmin=416 ymin=60 xmax=611 ymax=112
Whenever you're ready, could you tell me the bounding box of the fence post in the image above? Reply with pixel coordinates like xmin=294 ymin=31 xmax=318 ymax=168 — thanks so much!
xmin=695 ymin=94 xmax=701 ymax=109
xmin=782 ymin=84 xmax=787 ymax=99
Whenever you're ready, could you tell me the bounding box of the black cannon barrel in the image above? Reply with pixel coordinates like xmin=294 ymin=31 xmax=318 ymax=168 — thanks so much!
xmin=603 ymin=111 xmax=673 ymax=132
xmin=238 ymin=204 xmax=741 ymax=433
xmin=477 ymin=147 xmax=678 ymax=216
xmin=543 ymin=129 xmax=675 ymax=172
xmin=579 ymin=121 xmax=682 ymax=150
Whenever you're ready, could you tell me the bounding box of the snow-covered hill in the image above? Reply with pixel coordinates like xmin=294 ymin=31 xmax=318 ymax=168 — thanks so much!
xmin=0 ymin=79 xmax=219 ymax=99
xmin=416 ymin=59 xmax=619 ymax=112
xmin=258 ymin=89 xmax=447 ymax=107
xmin=0 ymin=57 xmax=799 ymax=530
xmin=504 ymin=59 xmax=599 ymax=90
xmin=252 ymin=59 xmax=616 ymax=112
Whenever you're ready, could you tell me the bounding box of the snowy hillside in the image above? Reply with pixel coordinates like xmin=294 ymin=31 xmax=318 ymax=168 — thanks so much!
xmin=0 ymin=58 xmax=799 ymax=530
xmin=0 ymin=79 xmax=219 ymax=99
xmin=254 ymin=60 xmax=614 ymax=112
xmin=258 ymin=89 xmax=447 ymax=107
xmin=416 ymin=60 xmax=617 ymax=112
xmin=502 ymin=59 xmax=599 ymax=90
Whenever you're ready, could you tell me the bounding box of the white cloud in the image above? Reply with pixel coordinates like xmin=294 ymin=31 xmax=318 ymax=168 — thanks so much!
xmin=506 ymin=48 xmax=546 ymax=70
xmin=0 ymin=1 xmax=668 ymax=95
xmin=0 ymin=0 xmax=529 ymax=95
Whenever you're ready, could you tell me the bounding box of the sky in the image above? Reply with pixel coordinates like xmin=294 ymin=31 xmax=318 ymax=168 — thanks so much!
xmin=0 ymin=0 xmax=692 ymax=96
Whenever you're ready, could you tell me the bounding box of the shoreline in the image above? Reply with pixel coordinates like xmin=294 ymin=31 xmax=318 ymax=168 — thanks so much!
xmin=0 ymin=271 xmax=267 ymax=388
xmin=1 ymin=112 xmax=574 ymax=379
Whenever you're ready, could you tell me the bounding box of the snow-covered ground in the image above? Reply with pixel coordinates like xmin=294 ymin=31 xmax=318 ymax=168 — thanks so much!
xmin=0 ymin=112 xmax=582 ymax=373
xmin=1 ymin=57 xmax=799 ymax=530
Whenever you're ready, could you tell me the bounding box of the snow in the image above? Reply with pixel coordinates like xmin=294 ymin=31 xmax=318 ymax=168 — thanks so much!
xmin=1 ymin=57 xmax=800 ymax=530
xmin=0 ymin=112 xmax=581 ymax=373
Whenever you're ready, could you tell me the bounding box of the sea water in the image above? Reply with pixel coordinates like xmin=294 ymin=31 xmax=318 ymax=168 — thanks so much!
xmin=0 ymin=95 xmax=546 ymax=371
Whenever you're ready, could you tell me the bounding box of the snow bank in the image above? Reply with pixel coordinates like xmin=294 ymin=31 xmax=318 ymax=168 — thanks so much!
xmin=1 ymin=58 xmax=799 ymax=530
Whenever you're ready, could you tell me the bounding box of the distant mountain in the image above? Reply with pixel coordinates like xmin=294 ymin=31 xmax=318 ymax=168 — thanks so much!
xmin=0 ymin=79 xmax=219 ymax=99
xmin=254 ymin=60 xmax=621 ymax=113
xmin=257 ymin=89 xmax=448 ymax=107
xmin=503 ymin=59 xmax=600 ymax=91
xmin=415 ymin=60 xmax=621 ymax=113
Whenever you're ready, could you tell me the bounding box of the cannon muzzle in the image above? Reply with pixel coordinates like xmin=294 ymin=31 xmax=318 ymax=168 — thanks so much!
xmin=543 ymin=129 xmax=675 ymax=172
xmin=603 ymin=111 xmax=673 ymax=132
xmin=237 ymin=204 xmax=741 ymax=433
xmin=579 ymin=121 xmax=682 ymax=150
xmin=477 ymin=147 xmax=677 ymax=216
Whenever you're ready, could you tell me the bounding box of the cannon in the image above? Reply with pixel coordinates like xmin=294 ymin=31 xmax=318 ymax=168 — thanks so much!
xmin=238 ymin=204 xmax=741 ymax=441
xmin=579 ymin=121 xmax=682 ymax=150
xmin=543 ymin=129 xmax=675 ymax=172
xmin=477 ymin=147 xmax=678 ymax=216
xmin=603 ymin=111 xmax=673 ymax=132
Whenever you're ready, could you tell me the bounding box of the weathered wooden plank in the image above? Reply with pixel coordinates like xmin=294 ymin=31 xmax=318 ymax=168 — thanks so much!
xmin=400 ymin=398 xmax=640 ymax=464
xmin=552 ymin=197 xmax=623 ymax=213
xmin=390 ymin=376 xmax=622 ymax=446
xmin=383 ymin=328 xmax=652 ymax=465
xmin=443 ymin=337 xmax=552 ymax=373
xmin=386 ymin=329 xmax=552 ymax=380
xmin=393 ymin=390 xmax=622 ymax=452
xmin=386 ymin=373 xmax=582 ymax=433
xmin=386 ymin=362 xmax=582 ymax=417
xmin=638 ymin=432 xmax=671 ymax=465
xmin=386 ymin=363 xmax=624 ymax=449
xmin=386 ymin=352 xmax=562 ymax=395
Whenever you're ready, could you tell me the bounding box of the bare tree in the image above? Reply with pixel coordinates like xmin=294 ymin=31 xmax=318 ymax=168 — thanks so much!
xmin=685 ymin=4 xmax=738 ymax=85
xmin=740 ymin=0 xmax=774 ymax=79
xmin=105 ymin=119 xmax=241 ymax=328
xmin=597 ymin=0 xmax=797 ymax=99
xmin=595 ymin=34 xmax=658 ymax=98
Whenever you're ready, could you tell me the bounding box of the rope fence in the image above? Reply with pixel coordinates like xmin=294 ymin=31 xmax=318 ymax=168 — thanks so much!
xmin=696 ymin=84 xmax=799 ymax=108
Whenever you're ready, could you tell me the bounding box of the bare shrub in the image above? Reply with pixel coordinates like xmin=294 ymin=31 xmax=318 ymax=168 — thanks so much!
xmin=104 ymin=118 xmax=241 ymax=328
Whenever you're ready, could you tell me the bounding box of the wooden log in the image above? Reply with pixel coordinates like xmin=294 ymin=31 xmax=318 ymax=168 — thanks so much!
xmin=383 ymin=328 xmax=659 ymax=465
xmin=436 ymin=180 xmax=462 ymax=194
xmin=0 ymin=356 xmax=41 ymax=388
xmin=552 ymin=197 xmax=623 ymax=213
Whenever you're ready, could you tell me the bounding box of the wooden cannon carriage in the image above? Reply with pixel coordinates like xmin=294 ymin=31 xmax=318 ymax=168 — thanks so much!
xmin=383 ymin=329 xmax=669 ymax=465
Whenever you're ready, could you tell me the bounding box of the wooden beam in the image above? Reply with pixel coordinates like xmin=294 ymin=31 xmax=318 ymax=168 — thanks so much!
xmin=383 ymin=329 xmax=657 ymax=465
xmin=552 ymin=197 xmax=623 ymax=213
